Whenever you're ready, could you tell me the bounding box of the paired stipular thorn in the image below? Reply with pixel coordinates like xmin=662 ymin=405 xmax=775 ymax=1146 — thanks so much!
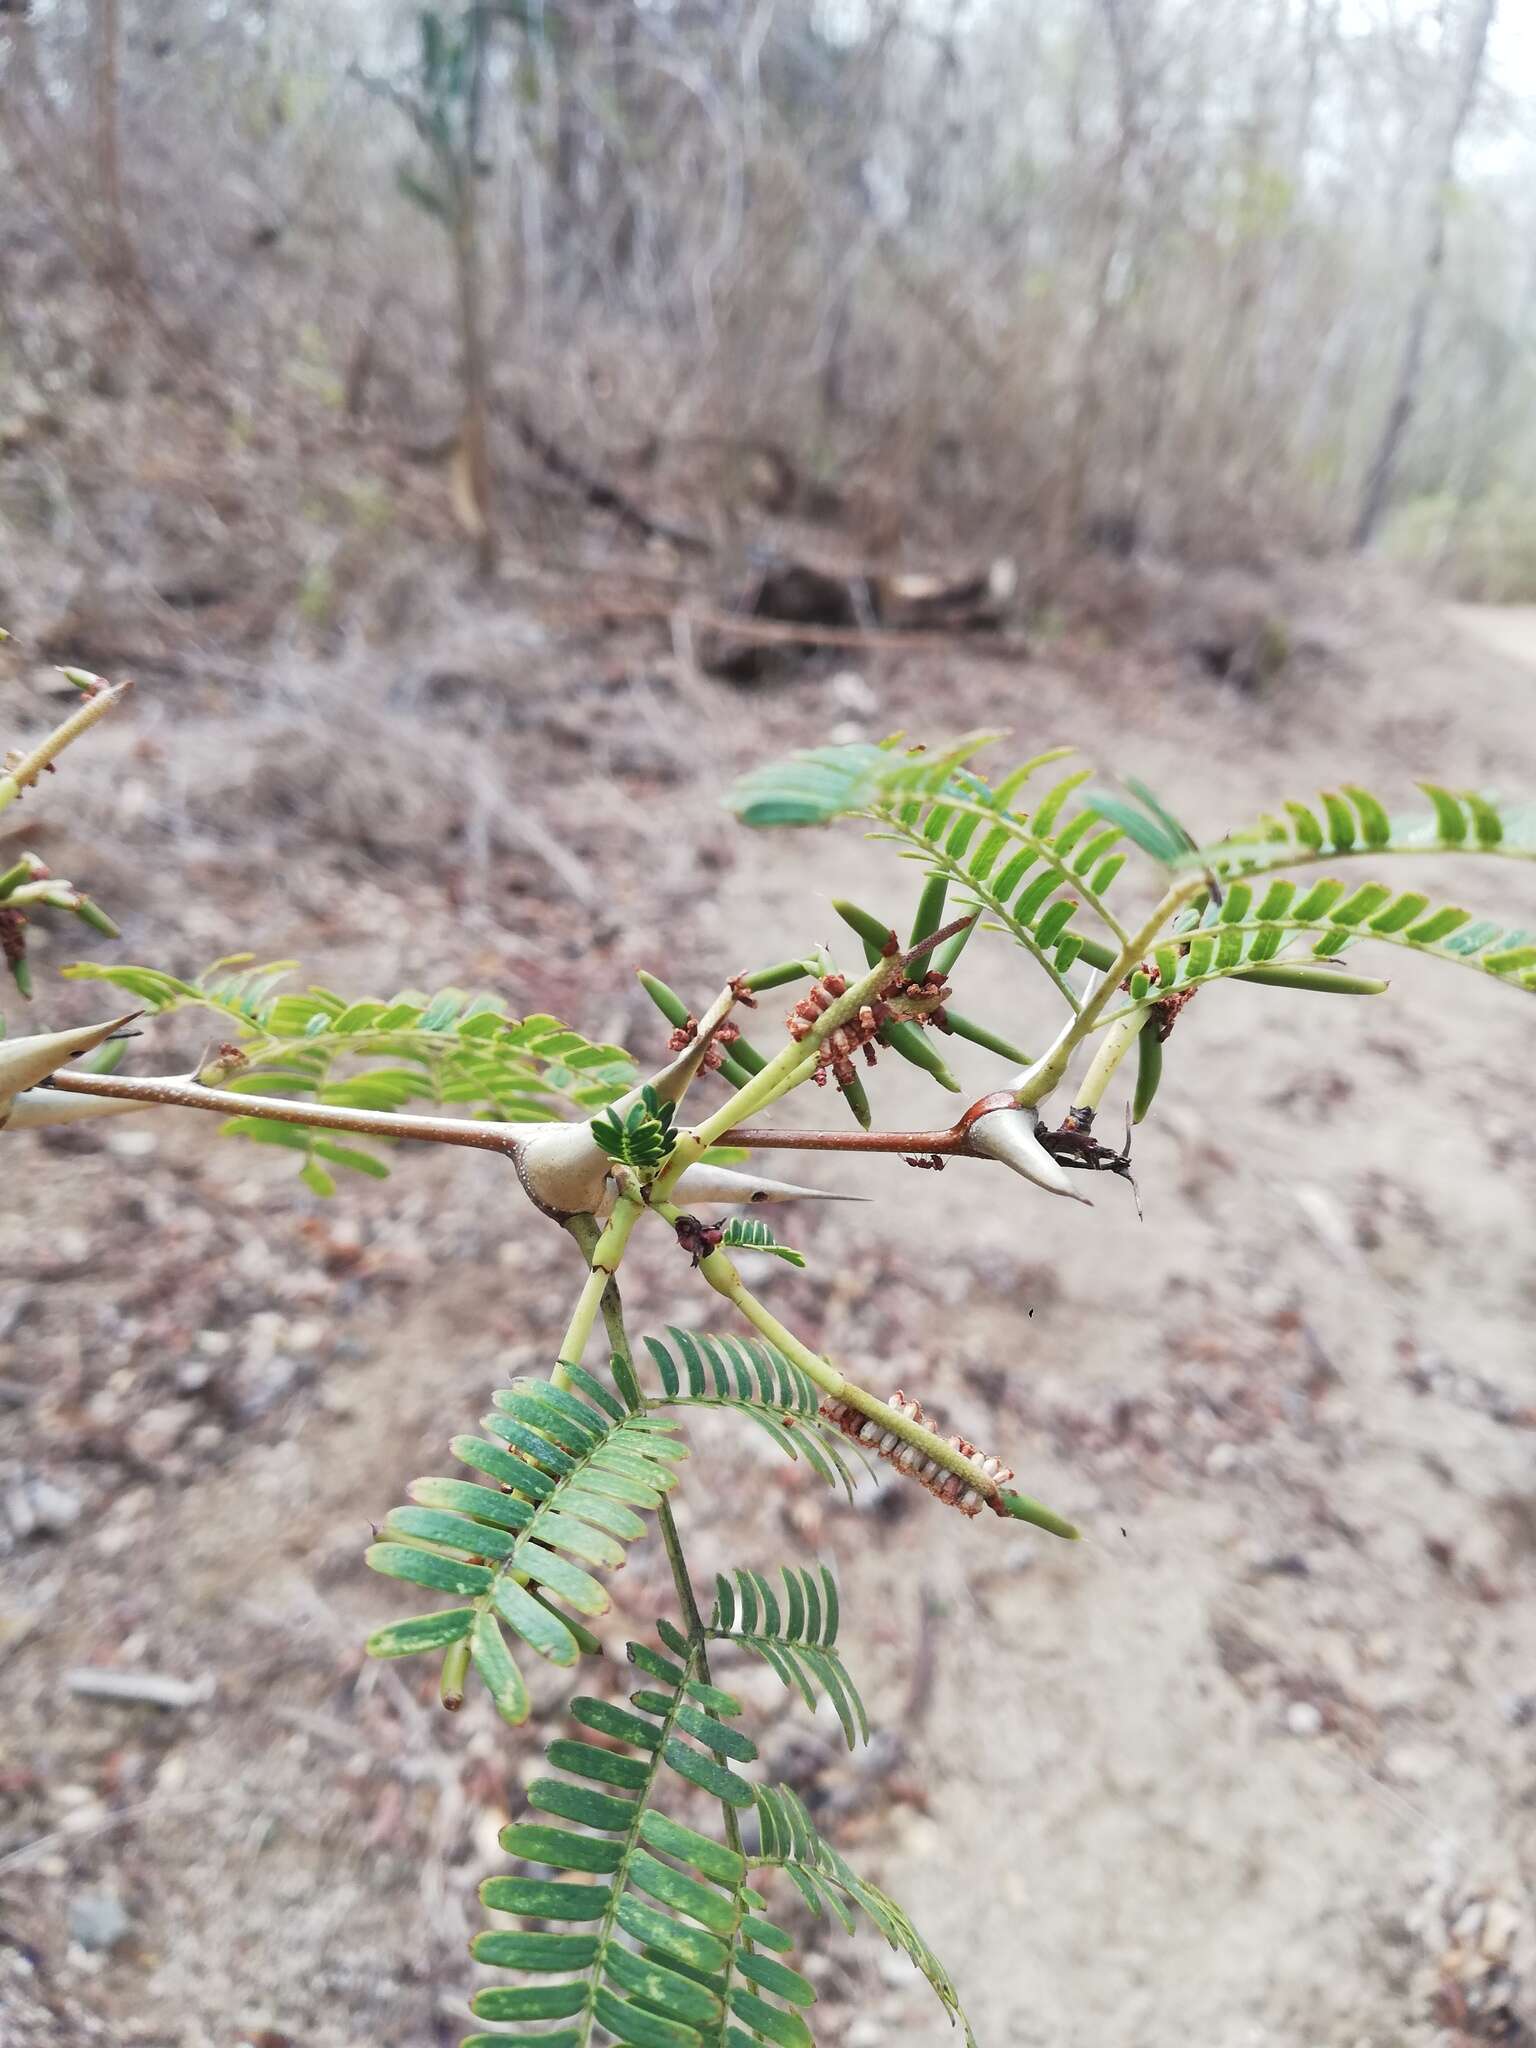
xmin=819 ymin=1390 xmax=1014 ymax=1519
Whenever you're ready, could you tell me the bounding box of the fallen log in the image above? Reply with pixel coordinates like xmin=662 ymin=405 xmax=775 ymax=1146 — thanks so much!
xmin=700 ymin=550 xmax=1019 ymax=676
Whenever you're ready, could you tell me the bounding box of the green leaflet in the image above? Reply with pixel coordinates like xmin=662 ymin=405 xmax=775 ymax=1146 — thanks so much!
xmin=1082 ymin=775 xmax=1196 ymax=866
xmin=1088 ymin=882 xmax=1536 ymax=1019
xmin=717 ymin=1217 xmax=806 ymax=1268
xmin=735 ymin=741 xmax=1536 ymax=1045
xmin=593 ymin=1083 xmax=678 ymax=1171
xmin=725 ymin=733 xmax=999 ymax=827
xmin=639 ymin=1328 xmax=861 ymax=1499
xmin=471 ymin=1638 xmax=816 ymax=2048
xmin=365 ymin=1606 xmax=475 ymax=1657
xmin=751 ymin=1783 xmax=976 ymax=2048
xmin=63 ymin=959 xmax=638 ymax=1181
xmin=835 ymin=749 xmax=1132 ymax=1006
xmin=470 ymin=1610 xmax=530 ymax=1724
xmin=365 ymin=1376 xmax=682 ymax=1716
xmin=1185 ymin=782 xmax=1536 ymax=880
xmin=709 ymin=1566 xmax=868 ymax=1749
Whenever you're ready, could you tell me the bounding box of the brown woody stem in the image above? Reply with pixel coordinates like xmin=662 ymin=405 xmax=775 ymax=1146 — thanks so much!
xmin=715 ymin=1123 xmax=968 ymax=1154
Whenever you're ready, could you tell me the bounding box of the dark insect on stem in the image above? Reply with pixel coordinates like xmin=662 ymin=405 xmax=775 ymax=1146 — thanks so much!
xmin=902 ymin=1152 xmax=946 ymax=1171
xmin=1040 ymin=1107 xmax=1142 ymax=1216
xmin=671 ymin=1213 xmax=725 ymax=1266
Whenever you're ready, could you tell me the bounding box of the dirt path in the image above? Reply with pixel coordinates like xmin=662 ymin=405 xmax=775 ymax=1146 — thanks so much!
xmin=1448 ymin=602 xmax=1536 ymax=673
xmin=706 ymin=590 xmax=1536 ymax=2047
xmin=3 ymin=571 xmax=1534 ymax=2048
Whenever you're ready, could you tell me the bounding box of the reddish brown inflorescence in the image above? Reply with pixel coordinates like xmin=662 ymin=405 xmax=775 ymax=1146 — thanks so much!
xmin=818 ymin=1388 xmax=1012 ymax=1517
xmin=670 ymin=1015 xmax=744 ymax=1072
xmin=1123 ymin=959 xmax=1199 ymax=1042
xmin=786 ymin=967 xmax=951 ymax=1090
xmin=0 ymin=905 xmax=28 ymax=974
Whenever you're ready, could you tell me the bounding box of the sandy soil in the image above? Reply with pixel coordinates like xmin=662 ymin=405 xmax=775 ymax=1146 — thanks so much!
xmin=3 ymin=565 xmax=1534 ymax=2048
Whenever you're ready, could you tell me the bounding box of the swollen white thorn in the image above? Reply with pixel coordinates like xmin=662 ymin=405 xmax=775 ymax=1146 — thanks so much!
xmin=965 ymin=1104 xmax=1092 ymax=1205
xmin=624 ymin=1036 xmax=712 ymax=1115
xmin=517 ymin=1120 xmax=615 ymax=1218
xmin=617 ymin=983 xmax=738 ymax=1118
xmin=4 ymin=1087 xmax=149 ymax=1128
xmin=0 ymin=1013 xmax=140 ymax=1124
xmin=665 ymin=1164 xmax=865 ymax=1208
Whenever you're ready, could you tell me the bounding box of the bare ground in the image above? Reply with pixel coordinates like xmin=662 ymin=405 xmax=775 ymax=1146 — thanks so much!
xmin=2 ymin=565 xmax=1534 ymax=2048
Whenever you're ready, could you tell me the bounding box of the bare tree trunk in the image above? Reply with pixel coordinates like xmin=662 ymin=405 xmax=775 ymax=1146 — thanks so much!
xmin=454 ymin=3 xmax=497 ymax=581
xmin=1059 ymin=0 xmax=1143 ymax=552
xmin=91 ymin=0 xmax=137 ymax=303
xmin=1352 ymin=0 xmax=1498 ymax=550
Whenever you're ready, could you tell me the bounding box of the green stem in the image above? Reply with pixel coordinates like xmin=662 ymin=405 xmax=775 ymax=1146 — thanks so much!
xmin=658 ymin=1490 xmax=747 ymax=1863
xmin=0 ymin=680 xmax=130 ymax=815
xmin=553 ymin=1193 xmax=643 ymax=1388
xmin=653 ymin=1201 xmax=1075 ymax=1525
xmin=1073 ymin=1009 xmax=1147 ymax=1116
xmin=578 ymin=1219 xmax=746 ymax=1860
xmin=1015 ymin=877 xmax=1205 ymax=1108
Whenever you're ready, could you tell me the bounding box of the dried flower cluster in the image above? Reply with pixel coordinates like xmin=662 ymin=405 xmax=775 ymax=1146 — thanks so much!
xmin=665 ymin=1013 xmax=742 ymax=1071
xmin=819 ymin=1389 xmax=1013 ymax=1517
xmin=1123 ymin=958 xmax=1199 ymax=1041
xmin=786 ymin=968 xmax=950 ymax=1090
xmin=0 ymin=905 xmax=28 ymax=975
